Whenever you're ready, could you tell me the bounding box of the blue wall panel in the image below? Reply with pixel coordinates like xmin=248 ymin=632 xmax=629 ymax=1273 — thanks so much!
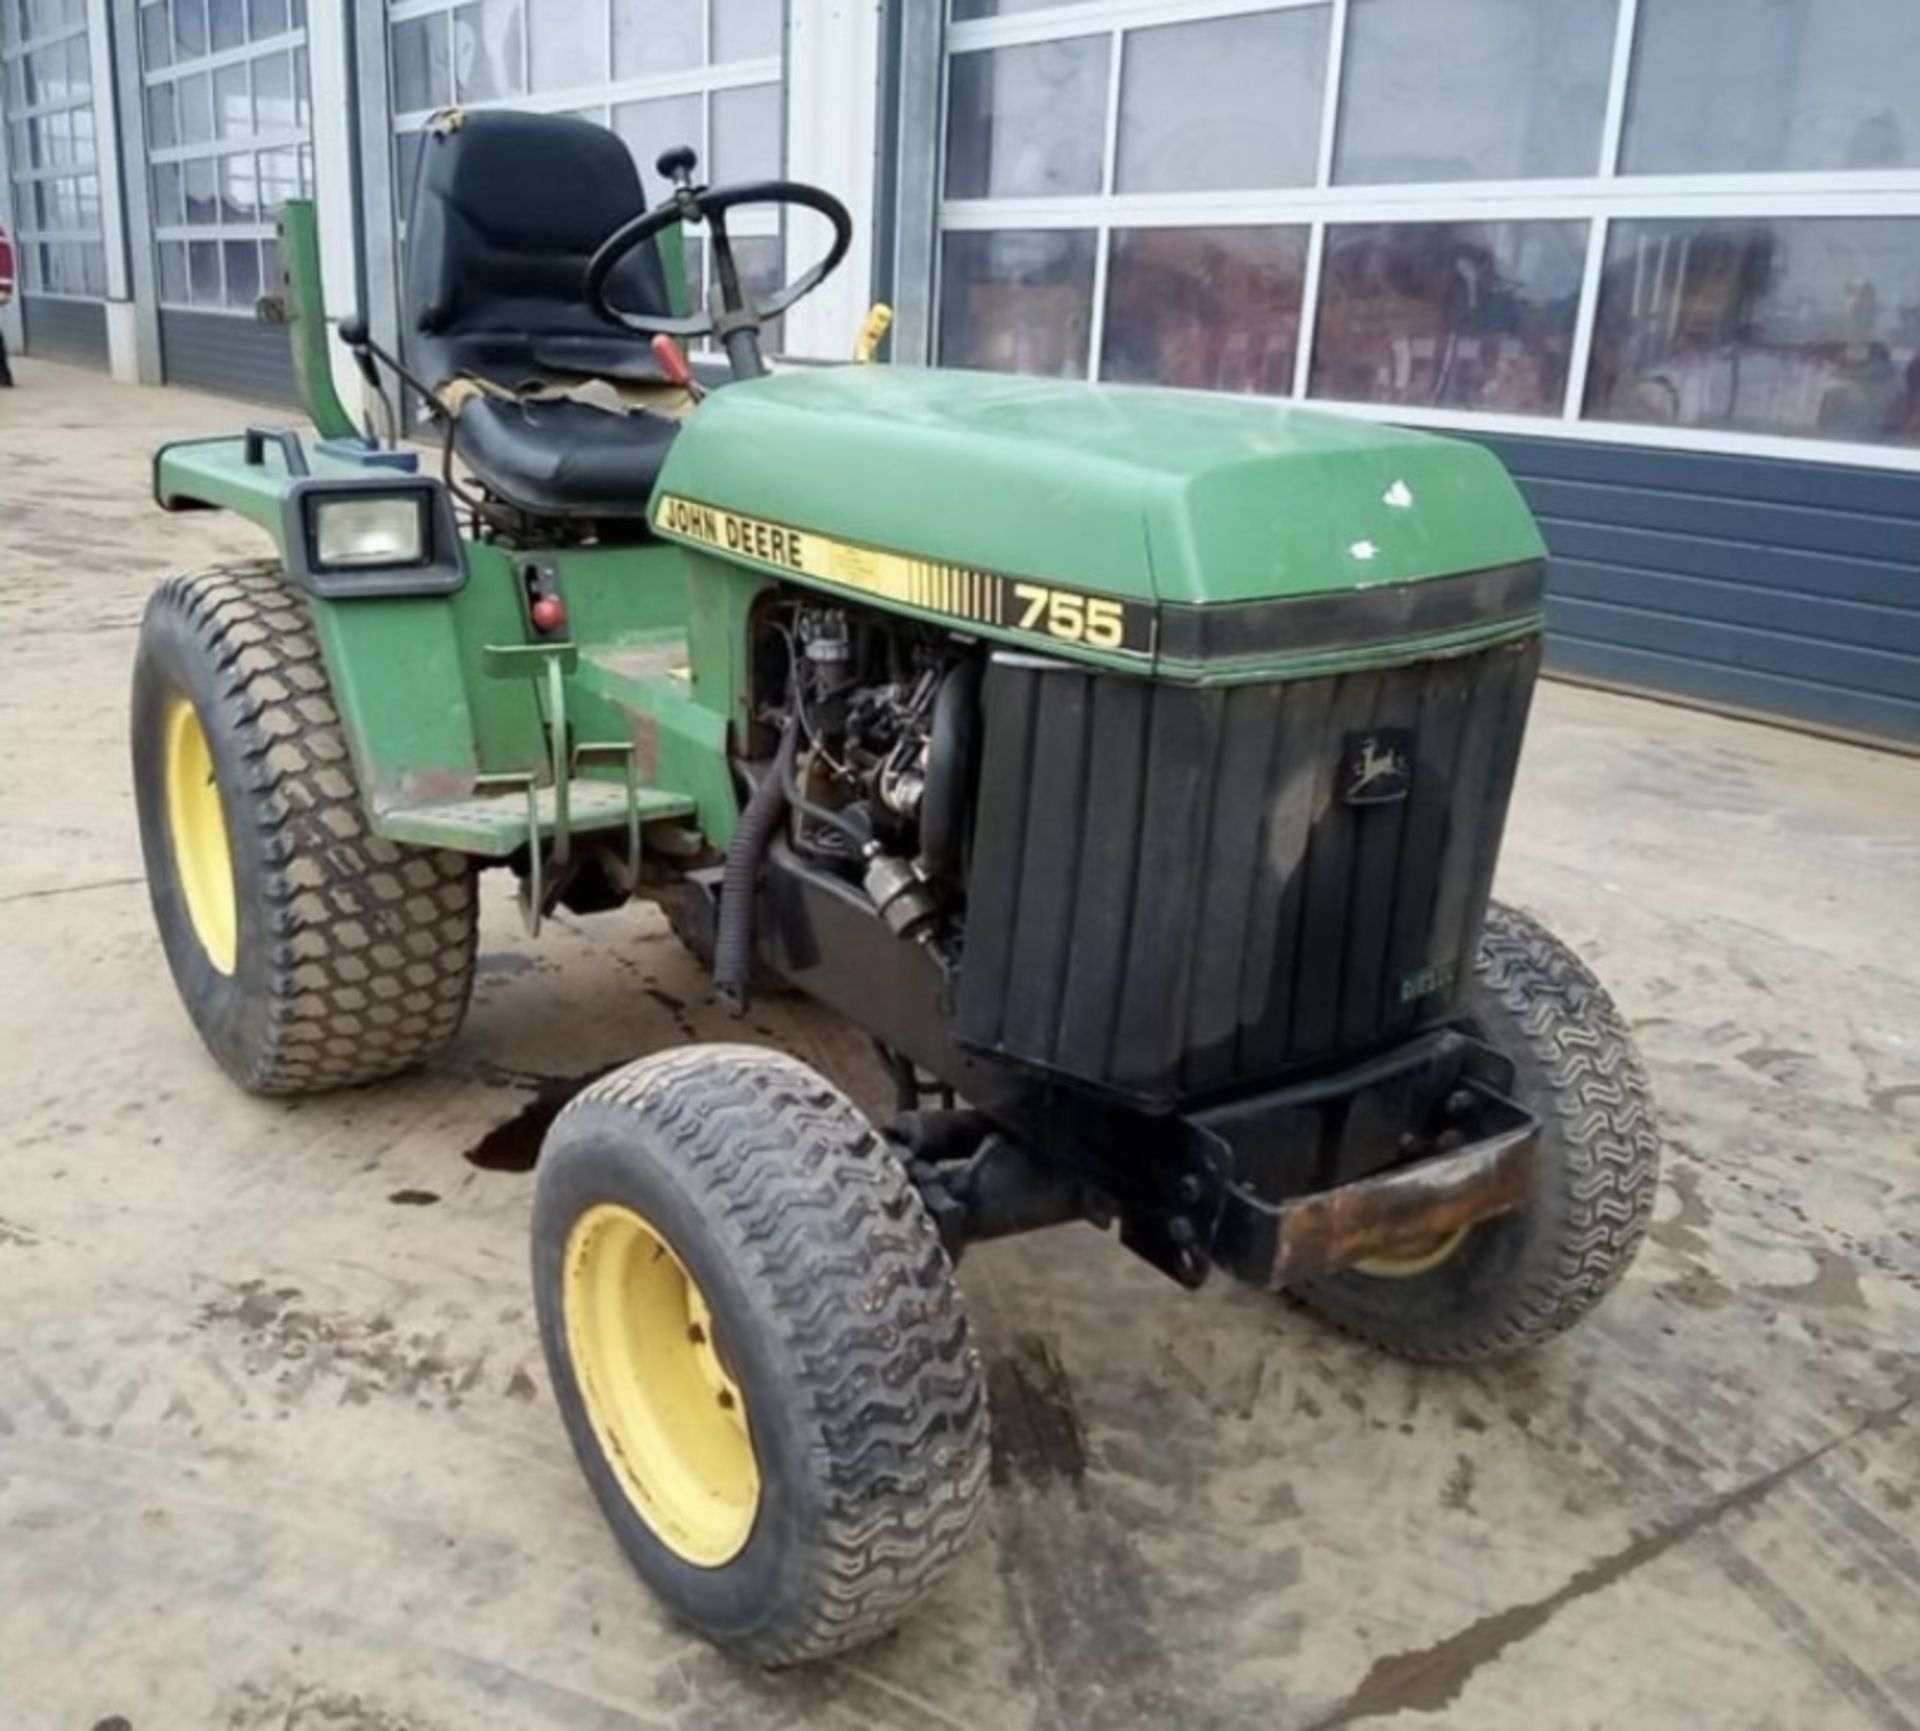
xmin=19 ymin=296 xmax=109 ymax=369
xmin=1479 ymin=434 xmax=1920 ymax=748
xmin=159 ymin=310 xmax=298 ymax=407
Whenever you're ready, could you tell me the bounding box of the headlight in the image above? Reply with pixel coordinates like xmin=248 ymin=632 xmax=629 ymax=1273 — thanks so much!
xmin=311 ymin=495 xmax=426 ymax=568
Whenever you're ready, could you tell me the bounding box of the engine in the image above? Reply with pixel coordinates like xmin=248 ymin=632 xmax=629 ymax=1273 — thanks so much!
xmin=756 ymin=600 xmax=980 ymax=944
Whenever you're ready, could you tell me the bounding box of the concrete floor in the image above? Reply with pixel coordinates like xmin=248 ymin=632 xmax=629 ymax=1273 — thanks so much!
xmin=1 ymin=357 xmax=1917 ymax=1731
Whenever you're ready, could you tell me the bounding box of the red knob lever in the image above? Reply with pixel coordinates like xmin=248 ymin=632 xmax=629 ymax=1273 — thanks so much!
xmin=650 ymin=333 xmax=699 ymax=394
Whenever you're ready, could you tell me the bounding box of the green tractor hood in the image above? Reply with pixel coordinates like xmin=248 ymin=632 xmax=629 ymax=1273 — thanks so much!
xmin=650 ymin=367 xmax=1547 ymax=682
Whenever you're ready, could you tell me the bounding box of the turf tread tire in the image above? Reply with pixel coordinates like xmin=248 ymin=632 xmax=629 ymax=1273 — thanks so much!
xmin=1293 ymin=903 xmax=1660 ymax=1362
xmin=533 ymin=1045 xmax=990 ymax=1666
xmin=133 ymin=560 xmax=477 ymax=1093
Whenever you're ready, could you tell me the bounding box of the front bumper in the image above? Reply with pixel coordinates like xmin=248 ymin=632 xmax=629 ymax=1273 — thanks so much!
xmin=1198 ymin=1028 xmax=1538 ymax=1289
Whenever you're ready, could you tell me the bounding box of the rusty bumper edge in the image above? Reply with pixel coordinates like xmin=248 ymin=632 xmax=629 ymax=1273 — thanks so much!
xmin=1268 ymin=1122 xmax=1536 ymax=1288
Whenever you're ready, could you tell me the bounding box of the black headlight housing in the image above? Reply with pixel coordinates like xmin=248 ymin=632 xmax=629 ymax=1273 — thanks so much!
xmin=283 ymin=475 xmax=466 ymax=599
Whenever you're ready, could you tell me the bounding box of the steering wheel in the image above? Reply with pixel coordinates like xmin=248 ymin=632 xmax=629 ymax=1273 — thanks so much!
xmin=585 ymin=146 xmax=853 ymax=360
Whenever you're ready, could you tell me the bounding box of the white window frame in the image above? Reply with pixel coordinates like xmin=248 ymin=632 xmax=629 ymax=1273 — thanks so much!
xmin=933 ymin=0 xmax=1920 ymax=474
xmin=139 ymin=3 xmax=315 ymax=318
xmin=385 ymin=0 xmax=783 ymax=254
xmin=1 ymin=2 xmax=107 ymax=300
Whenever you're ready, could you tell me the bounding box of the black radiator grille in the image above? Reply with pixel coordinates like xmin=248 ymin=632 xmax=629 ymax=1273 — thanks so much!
xmin=953 ymin=634 xmax=1541 ymax=1106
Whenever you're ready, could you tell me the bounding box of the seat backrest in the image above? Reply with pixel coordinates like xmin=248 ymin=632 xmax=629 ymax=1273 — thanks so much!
xmin=403 ymin=109 xmax=674 ymax=390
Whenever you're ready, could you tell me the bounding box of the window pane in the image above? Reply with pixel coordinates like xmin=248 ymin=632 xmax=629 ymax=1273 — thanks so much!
xmin=257 ymin=145 xmax=297 ymax=211
xmin=1116 ymin=10 xmax=1327 ymax=195
xmin=172 ymin=0 xmax=208 ymax=60
xmin=612 ymin=0 xmax=697 ymax=79
xmin=150 ymin=158 xmax=185 ymax=226
xmin=711 ymin=82 xmax=779 ymax=183
xmin=47 ymin=240 xmax=80 ymax=293
xmin=1624 ymin=0 xmax=1920 ymax=175
xmin=208 ymin=0 xmax=244 ymax=52
xmin=72 ymin=102 xmax=96 ymax=171
xmin=454 ymin=0 xmax=524 ymax=101
xmin=254 ymin=48 xmax=294 ymax=130
xmin=212 ymin=58 xmax=248 ymax=138
xmin=730 ymin=232 xmax=785 ymax=350
xmin=146 ymin=79 xmax=177 ymax=148
xmin=529 ymin=0 xmax=606 ymax=91
xmin=393 ymin=128 xmax=425 ymax=216
xmin=1310 ymin=220 xmax=1588 ymax=416
xmin=248 ymin=0 xmax=289 ymax=39
xmin=139 ymin=1 xmax=168 ymax=69
xmin=392 ymin=14 xmax=451 ymax=113
xmin=1103 ymin=226 xmax=1308 ymax=395
xmin=218 ymin=149 xmax=256 ymax=221
xmin=944 ymin=37 xmax=1109 ymax=199
xmin=939 ymin=228 xmax=1096 ymax=377
xmin=159 ymin=238 xmax=189 ymax=301
xmin=952 ymin=0 xmax=1097 ymax=16
xmin=178 ymin=70 xmax=214 ymax=143
xmin=224 ymin=237 xmax=260 ymax=307
xmin=712 ymin=0 xmax=778 ymax=62
xmin=614 ymin=92 xmax=700 ymax=193
xmin=183 ymin=154 xmax=216 ymax=222
xmin=1336 ymin=0 xmax=1618 ymax=184
xmin=1586 ymin=219 xmax=1920 ymax=447
xmin=188 ymin=236 xmax=221 ymax=301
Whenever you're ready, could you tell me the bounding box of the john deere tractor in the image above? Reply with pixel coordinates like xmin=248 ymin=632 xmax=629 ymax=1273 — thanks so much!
xmin=131 ymin=111 xmax=1659 ymax=1664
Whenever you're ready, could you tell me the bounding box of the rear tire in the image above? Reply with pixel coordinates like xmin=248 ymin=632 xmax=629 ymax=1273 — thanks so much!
xmin=532 ymin=1045 xmax=990 ymax=1665
xmin=1292 ymin=903 xmax=1660 ymax=1361
xmin=131 ymin=561 xmax=478 ymax=1093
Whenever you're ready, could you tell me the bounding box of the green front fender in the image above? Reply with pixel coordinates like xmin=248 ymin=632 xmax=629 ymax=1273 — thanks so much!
xmin=153 ymin=432 xmax=740 ymax=856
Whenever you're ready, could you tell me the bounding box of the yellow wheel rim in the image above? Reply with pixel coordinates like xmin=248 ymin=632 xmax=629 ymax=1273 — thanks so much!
xmin=163 ymin=696 xmax=238 ymax=975
xmin=1353 ymin=1227 xmax=1470 ymax=1281
xmin=562 ymin=1203 xmax=760 ymax=1567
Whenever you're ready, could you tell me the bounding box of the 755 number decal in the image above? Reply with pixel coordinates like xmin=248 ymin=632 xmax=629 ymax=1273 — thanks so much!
xmin=1013 ymin=582 xmax=1130 ymax=651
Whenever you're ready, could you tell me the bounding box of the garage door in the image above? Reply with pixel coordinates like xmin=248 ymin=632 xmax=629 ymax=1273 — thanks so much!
xmin=135 ymin=0 xmax=311 ymax=404
xmin=1487 ymin=436 xmax=1920 ymax=751
xmin=2 ymin=0 xmax=110 ymax=367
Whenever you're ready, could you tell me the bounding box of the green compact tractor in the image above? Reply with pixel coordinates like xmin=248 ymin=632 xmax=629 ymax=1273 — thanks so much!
xmin=131 ymin=112 xmax=1659 ymax=1664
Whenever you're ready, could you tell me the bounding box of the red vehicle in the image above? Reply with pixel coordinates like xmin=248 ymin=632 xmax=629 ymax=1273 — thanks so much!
xmin=0 ymin=217 xmax=14 ymax=386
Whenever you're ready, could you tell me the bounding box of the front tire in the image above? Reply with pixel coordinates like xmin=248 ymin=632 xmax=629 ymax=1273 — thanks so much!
xmin=1292 ymin=903 xmax=1660 ymax=1361
xmin=131 ymin=561 xmax=478 ymax=1093
xmin=532 ymin=1045 xmax=990 ymax=1666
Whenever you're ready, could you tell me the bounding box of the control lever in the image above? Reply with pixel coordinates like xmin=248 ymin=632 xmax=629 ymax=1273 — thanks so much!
xmin=650 ymin=332 xmax=706 ymax=402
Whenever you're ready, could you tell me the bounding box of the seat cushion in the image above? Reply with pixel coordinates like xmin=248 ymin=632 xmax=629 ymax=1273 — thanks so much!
xmin=454 ymin=396 xmax=678 ymax=519
xmin=405 ymin=111 xmax=675 ymax=394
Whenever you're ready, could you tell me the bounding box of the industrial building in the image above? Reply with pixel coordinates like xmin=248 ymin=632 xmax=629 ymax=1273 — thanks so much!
xmin=2 ymin=0 xmax=1916 ymax=744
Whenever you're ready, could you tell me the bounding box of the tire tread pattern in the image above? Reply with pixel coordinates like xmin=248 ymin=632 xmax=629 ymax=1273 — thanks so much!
xmin=1297 ymin=902 xmax=1661 ymax=1361
xmin=147 ymin=561 xmax=476 ymax=1092
xmin=557 ymin=1045 xmax=990 ymax=1666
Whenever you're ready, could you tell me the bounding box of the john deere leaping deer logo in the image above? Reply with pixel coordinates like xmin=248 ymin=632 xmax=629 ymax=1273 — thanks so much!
xmin=1340 ymin=729 xmax=1414 ymax=806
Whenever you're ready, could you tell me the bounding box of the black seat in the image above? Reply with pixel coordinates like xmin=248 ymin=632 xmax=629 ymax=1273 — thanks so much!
xmin=403 ymin=109 xmax=681 ymax=519
xmin=453 ymin=395 xmax=680 ymax=519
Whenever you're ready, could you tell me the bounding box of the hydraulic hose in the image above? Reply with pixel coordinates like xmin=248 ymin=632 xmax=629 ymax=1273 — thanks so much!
xmin=919 ymin=660 xmax=980 ymax=881
xmin=713 ymin=717 xmax=798 ymax=1014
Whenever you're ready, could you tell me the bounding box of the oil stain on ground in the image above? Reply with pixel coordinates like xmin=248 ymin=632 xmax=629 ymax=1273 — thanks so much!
xmin=461 ymin=1064 xmax=620 ymax=1173
xmin=986 ymin=1331 xmax=1088 ymax=1487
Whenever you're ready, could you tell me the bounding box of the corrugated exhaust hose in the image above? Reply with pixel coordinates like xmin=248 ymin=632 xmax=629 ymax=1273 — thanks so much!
xmin=713 ymin=717 xmax=799 ymax=1014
